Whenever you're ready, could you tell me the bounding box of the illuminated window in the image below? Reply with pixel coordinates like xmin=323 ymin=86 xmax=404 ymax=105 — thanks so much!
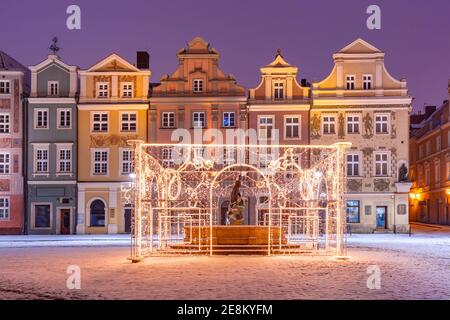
xmin=346 ymin=200 xmax=360 ymax=223
xmin=223 ymin=112 xmax=235 ymax=127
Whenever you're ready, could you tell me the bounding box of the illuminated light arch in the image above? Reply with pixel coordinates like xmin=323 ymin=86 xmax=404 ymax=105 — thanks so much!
xmin=125 ymin=141 xmax=351 ymax=262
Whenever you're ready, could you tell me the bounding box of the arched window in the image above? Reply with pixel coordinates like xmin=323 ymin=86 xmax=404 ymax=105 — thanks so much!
xmin=90 ymin=199 xmax=106 ymax=227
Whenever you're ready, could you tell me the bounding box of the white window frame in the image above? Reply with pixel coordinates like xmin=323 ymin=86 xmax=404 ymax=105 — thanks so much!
xmin=193 ymin=79 xmax=204 ymax=93
xmin=258 ymin=115 xmax=274 ymax=140
xmin=34 ymin=108 xmax=49 ymax=129
xmin=346 ymin=115 xmax=360 ymax=134
xmin=0 ymin=197 xmax=9 ymax=221
xmin=375 ymin=114 xmax=390 ymax=134
xmin=192 ymin=111 xmax=206 ymax=128
xmin=322 ymin=115 xmax=336 ymax=135
xmin=120 ymin=148 xmax=135 ymax=175
xmin=33 ymin=143 xmax=50 ymax=175
xmin=284 ymin=115 xmax=301 ymax=140
xmin=346 ymin=153 xmax=361 ymax=177
xmin=223 ymin=147 xmax=236 ymax=166
xmin=56 ymin=143 xmax=73 ymax=175
xmin=346 ymin=75 xmax=355 ymax=90
xmin=162 ymin=147 xmax=174 ymax=167
xmin=274 ymin=81 xmax=285 ymax=100
xmin=57 ymin=108 xmax=72 ymax=129
xmin=91 ymin=148 xmax=109 ymax=176
xmin=362 ymin=74 xmax=372 ymax=90
xmin=120 ymin=112 xmax=137 ymax=132
xmin=0 ymin=112 xmax=10 ymax=134
xmin=96 ymin=82 xmax=109 ymax=98
xmin=374 ymin=152 xmax=390 ymax=177
xmin=0 ymin=80 xmax=11 ymax=95
xmin=223 ymin=112 xmax=236 ymax=128
xmin=162 ymin=112 xmax=175 ymax=128
xmin=48 ymin=81 xmax=59 ymax=96
xmin=91 ymin=112 xmax=109 ymax=133
xmin=120 ymin=82 xmax=134 ymax=98
xmin=0 ymin=152 xmax=11 ymax=175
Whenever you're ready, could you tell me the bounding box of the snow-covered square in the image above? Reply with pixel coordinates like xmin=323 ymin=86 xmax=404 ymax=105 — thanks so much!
xmin=0 ymin=223 xmax=449 ymax=300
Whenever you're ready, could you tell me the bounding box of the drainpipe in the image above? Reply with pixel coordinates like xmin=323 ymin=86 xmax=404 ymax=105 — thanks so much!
xmin=22 ymin=91 xmax=28 ymax=235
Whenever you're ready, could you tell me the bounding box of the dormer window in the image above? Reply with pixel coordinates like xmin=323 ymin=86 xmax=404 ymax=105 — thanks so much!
xmin=346 ymin=75 xmax=355 ymax=90
xmin=121 ymin=83 xmax=133 ymax=98
xmin=97 ymin=82 xmax=109 ymax=98
xmin=363 ymin=75 xmax=372 ymax=90
xmin=48 ymin=81 xmax=59 ymax=96
xmin=193 ymin=79 xmax=203 ymax=93
xmin=274 ymin=82 xmax=284 ymax=100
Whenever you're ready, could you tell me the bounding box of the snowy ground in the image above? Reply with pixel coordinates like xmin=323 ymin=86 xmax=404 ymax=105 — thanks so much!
xmin=0 ymin=223 xmax=449 ymax=300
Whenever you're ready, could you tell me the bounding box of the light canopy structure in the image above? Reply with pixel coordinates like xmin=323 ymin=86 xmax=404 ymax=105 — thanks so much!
xmin=124 ymin=141 xmax=350 ymax=262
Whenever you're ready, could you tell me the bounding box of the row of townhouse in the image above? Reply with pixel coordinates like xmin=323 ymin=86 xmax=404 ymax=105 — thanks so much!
xmin=409 ymin=83 xmax=450 ymax=226
xmin=0 ymin=36 xmax=413 ymax=235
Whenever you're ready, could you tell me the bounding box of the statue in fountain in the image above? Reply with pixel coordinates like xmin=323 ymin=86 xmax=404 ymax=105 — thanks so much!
xmin=227 ymin=178 xmax=245 ymax=225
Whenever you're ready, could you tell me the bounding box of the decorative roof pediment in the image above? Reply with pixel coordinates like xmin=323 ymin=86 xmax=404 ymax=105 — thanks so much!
xmin=87 ymin=53 xmax=141 ymax=73
xmin=29 ymin=54 xmax=77 ymax=73
xmin=338 ymin=38 xmax=382 ymax=54
xmin=261 ymin=50 xmax=298 ymax=75
xmin=178 ymin=37 xmax=219 ymax=56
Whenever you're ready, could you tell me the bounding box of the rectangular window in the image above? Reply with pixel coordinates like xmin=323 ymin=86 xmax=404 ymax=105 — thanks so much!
xmin=419 ymin=145 xmax=424 ymax=159
xmin=97 ymin=82 xmax=109 ymax=98
xmin=435 ymin=162 xmax=440 ymax=186
xmin=193 ymin=79 xmax=203 ymax=93
xmin=223 ymin=112 xmax=236 ymax=127
xmin=426 ymin=141 xmax=431 ymax=156
xmin=121 ymin=82 xmax=133 ymax=98
xmin=375 ymin=114 xmax=389 ymax=134
xmin=274 ymin=82 xmax=284 ymax=100
xmin=0 ymin=113 xmax=10 ymax=133
xmin=258 ymin=116 xmax=274 ymax=140
xmin=34 ymin=204 xmax=51 ymax=228
xmin=346 ymin=75 xmax=355 ymax=90
xmin=346 ymin=200 xmax=360 ymax=223
xmin=375 ymin=153 xmax=389 ymax=176
xmin=0 ymin=197 xmax=9 ymax=220
xmin=447 ymin=162 xmax=450 ymax=181
xmin=363 ymin=75 xmax=372 ymax=90
xmin=323 ymin=116 xmax=336 ymax=134
xmin=223 ymin=147 xmax=236 ymax=166
xmin=192 ymin=112 xmax=206 ymax=128
xmin=57 ymin=109 xmax=71 ymax=129
xmin=425 ymin=166 xmax=430 ymax=186
xmin=162 ymin=148 xmax=174 ymax=167
xmin=346 ymin=154 xmax=360 ymax=177
xmin=0 ymin=80 xmax=10 ymax=94
xmin=121 ymin=149 xmax=135 ymax=174
xmin=92 ymin=112 xmax=108 ymax=132
xmin=34 ymin=146 xmax=49 ymax=174
xmin=0 ymin=153 xmax=10 ymax=174
xmin=48 ymin=81 xmax=59 ymax=96
xmin=436 ymin=135 xmax=442 ymax=152
xmin=34 ymin=109 xmax=49 ymax=129
xmin=285 ymin=116 xmax=300 ymax=139
xmin=346 ymin=115 xmax=360 ymax=134
xmin=120 ymin=112 xmax=137 ymax=132
xmin=162 ymin=112 xmax=175 ymax=128
xmin=93 ymin=150 xmax=108 ymax=175
xmin=57 ymin=147 xmax=71 ymax=173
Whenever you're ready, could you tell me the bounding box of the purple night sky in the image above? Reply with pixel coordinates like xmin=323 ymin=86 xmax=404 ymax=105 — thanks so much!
xmin=1 ymin=0 xmax=449 ymax=112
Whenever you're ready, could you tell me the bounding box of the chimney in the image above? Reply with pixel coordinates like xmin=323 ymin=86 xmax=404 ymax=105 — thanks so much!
xmin=136 ymin=51 xmax=149 ymax=69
